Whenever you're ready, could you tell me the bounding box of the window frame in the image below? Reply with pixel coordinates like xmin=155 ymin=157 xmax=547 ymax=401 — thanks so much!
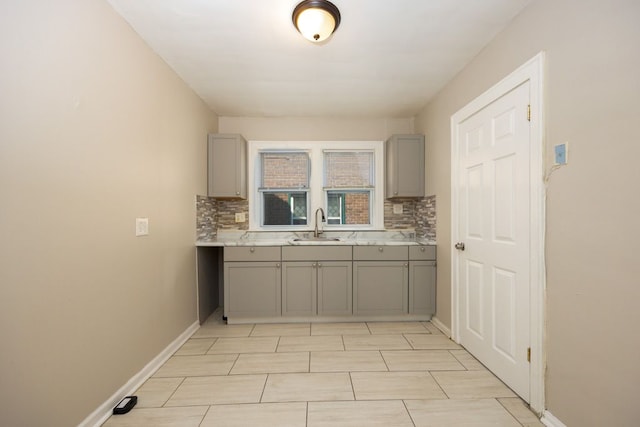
xmin=249 ymin=141 xmax=384 ymax=231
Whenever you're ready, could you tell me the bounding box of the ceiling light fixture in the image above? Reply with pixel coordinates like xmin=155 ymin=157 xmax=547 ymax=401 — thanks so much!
xmin=292 ymin=0 xmax=341 ymax=43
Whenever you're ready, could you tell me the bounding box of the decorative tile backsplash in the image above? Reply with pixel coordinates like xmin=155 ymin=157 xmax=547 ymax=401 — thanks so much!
xmin=415 ymin=195 xmax=436 ymax=240
xmin=216 ymin=199 xmax=249 ymax=231
xmin=196 ymin=195 xmax=436 ymax=241
xmin=384 ymin=198 xmax=417 ymax=230
xmin=196 ymin=195 xmax=218 ymax=240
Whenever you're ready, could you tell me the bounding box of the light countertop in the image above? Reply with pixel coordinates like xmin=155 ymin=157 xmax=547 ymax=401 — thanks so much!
xmin=196 ymin=230 xmax=435 ymax=247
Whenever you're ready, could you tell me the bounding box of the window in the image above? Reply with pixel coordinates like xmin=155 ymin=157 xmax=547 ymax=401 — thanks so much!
xmin=259 ymin=152 xmax=309 ymax=226
xmin=324 ymin=151 xmax=374 ymax=226
xmin=249 ymin=141 xmax=384 ymax=230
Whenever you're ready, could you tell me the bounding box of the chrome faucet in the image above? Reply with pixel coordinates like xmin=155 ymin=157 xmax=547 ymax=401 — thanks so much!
xmin=313 ymin=208 xmax=326 ymax=238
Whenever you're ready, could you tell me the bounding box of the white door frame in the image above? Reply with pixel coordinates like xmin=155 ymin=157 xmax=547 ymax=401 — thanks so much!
xmin=450 ymin=52 xmax=546 ymax=414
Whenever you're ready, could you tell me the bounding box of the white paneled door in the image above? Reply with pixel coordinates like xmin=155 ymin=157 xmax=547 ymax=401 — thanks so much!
xmin=455 ymin=81 xmax=531 ymax=401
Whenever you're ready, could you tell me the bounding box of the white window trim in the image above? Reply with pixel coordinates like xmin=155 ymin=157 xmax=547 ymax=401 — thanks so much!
xmin=248 ymin=140 xmax=384 ymax=231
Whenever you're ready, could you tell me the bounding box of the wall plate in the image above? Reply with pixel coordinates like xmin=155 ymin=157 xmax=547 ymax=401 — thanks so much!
xmin=135 ymin=218 xmax=149 ymax=236
xmin=554 ymin=142 xmax=568 ymax=165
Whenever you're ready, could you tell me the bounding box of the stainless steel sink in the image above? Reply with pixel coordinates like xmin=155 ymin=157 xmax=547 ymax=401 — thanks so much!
xmin=291 ymin=237 xmax=341 ymax=242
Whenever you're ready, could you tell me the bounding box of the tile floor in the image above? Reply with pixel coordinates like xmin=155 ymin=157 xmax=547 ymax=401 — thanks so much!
xmin=102 ymin=311 xmax=542 ymax=426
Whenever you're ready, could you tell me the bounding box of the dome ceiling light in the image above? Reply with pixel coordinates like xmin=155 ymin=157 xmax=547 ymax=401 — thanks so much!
xmin=292 ymin=0 xmax=341 ymax=43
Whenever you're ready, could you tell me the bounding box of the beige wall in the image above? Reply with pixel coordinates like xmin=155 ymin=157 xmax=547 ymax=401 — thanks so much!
xmin=0 ymin=1 xmax=217 ymax=425
xmin=219 ymin=116 xmax=414 ymax=141
xmin=415 ymin=0 xmax=640 ymax=425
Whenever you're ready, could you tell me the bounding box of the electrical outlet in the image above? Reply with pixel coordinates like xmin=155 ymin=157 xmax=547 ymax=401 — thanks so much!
xmin=393 ymin=204 xmax=403 ymax=214
xmin=135 ymin=218 xmax=149 ymax=236
xmin=235 ymin=212 xmax=246 ymax=223
xmin=554 ymin=142 xmax=568 ymax=165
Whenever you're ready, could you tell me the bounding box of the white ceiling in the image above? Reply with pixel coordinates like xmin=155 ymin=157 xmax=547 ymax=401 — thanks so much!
xmin=106 ymin=0 xmax=531 ymax=118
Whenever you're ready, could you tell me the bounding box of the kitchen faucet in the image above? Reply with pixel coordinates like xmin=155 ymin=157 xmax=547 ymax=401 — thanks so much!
xmin=313 ymin=208 xmax=326 ymax=238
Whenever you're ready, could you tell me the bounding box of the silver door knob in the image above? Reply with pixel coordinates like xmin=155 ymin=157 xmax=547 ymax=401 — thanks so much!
xmin=454 ymin=242 xmax=465 ymax=251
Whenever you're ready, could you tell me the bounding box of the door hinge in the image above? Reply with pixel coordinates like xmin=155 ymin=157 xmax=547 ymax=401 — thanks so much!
xmin=527 ymin=104 xmax=531 ymax=122
xmin=527 ymin=347 xmax=531 ymax=362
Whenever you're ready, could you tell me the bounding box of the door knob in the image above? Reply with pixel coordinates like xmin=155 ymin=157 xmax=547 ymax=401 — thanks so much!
xmin=455 ymin=242 xmax=465 ymax=251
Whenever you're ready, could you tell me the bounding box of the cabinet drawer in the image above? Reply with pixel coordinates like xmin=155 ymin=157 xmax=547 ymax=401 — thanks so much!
xmin=224 ymin=246 xmax=281 ymax=262
xmin=282 ymin=246 xmax=352 ymax=261
xmin=409 ymin=245 xmax=436 ymax=260
xmin=353 ymin=245 xmax=408 ymax=261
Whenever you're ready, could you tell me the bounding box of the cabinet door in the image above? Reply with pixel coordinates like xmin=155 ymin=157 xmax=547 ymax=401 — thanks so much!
xmin=353 ymin=261 xmax=408 ymax=315
xmin=409 ymin=261 xmax=436 ymax=315
xmin=386 ymin=134 xmax=425 ymax=198
xmin=208 ymin=134 xmax=246 ymax=198
xmin=282 ymin=262 xmax=317 ymax=316
xmin=224 ymin=262 xmax=281 ymax=318
xmin=317 ymin=261 xmax=353 ymax=316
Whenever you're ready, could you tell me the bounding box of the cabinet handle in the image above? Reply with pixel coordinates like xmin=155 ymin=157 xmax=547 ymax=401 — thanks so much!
xmin=317 ymin=263 xmax=322 ymax=268
xmin=404 ymin=263 xmax=409 ymax=268
xmin=394 ymin=191 xmax=398 ymax=195
xmin=249 ymin=247 xmax=255 ymax=253
xmin=378 ymin=247 xmax=384 ymax=252
xmin=236 ymin=191 xmax=240 ymax=196
xmin=312 ymin=263 xmax=317 ymax=268
xmin=420 ymin=247 xmax=425 ymax=252
xmin=276 ymin=263 xmax=280 ymax=268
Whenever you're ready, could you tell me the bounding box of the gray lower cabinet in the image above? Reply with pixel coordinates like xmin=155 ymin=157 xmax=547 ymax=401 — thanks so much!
xmin=318 ymin=261 xmax=352 ymax=316
xmin=281 ymin=246 xmax=353 ymax=317
xmin=282 ymin=262 xmax=316 ymax=316
xmin=409 ymin=246 xmax=436 ymax=316
xmin=220 ymin=244 xmax=434 ymax=321
xmin=353 ymin=245 xmax=410 ymax=316
xmin=282 ymin=261 xmax=353 ymax=316
xmin=224 ymin=246 xmax=281 ymax=318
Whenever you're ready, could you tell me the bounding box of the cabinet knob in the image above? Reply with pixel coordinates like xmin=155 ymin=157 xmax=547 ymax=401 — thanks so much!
xmin=317 ymin=263 xmax=322 ymax=268
xmin=236 ymin=191 xmax=240 ymax=196
xmin=420 ymin=247 xmax=425 ymax=252
xmin=394 ymin=191 xmax=398 ymax=195
xmin=378 ymin=247 xmax=384 ymax=252
xmin=249 ymin=247 xmax=255 ymax=253
xmin=404 ymin=263 xmax=409 ymax=268
xmin=276 ymin=263 xmax=280 ymax=268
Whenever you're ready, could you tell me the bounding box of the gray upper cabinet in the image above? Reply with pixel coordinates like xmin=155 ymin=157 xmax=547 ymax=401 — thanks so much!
xmin=208 ymin=133 xmax=247 ymax=199
xmin=386 ymin=134 xmax=425 ymax=198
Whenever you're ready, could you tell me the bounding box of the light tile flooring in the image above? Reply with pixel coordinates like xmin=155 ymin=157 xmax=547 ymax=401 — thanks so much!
xmin=103 ymin=312 xmax=542 ymax=426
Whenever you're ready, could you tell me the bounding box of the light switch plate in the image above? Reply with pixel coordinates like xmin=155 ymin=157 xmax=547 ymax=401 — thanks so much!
xmin=235 ymin=212 xmax=246 ymax=223
xmin=393 ymin=204 xmax=403 ymax=214
xmin=135 ymin=218 xmax=149 ymax=236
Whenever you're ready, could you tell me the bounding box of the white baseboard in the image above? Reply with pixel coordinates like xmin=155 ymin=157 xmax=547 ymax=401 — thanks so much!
xmin=541 ymin=410 xmax=567 ymax=427
xmin=78 ymin=320 xmax=199 ymax=427
xmin=429 ymin=316 xmax=451 ymax=337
